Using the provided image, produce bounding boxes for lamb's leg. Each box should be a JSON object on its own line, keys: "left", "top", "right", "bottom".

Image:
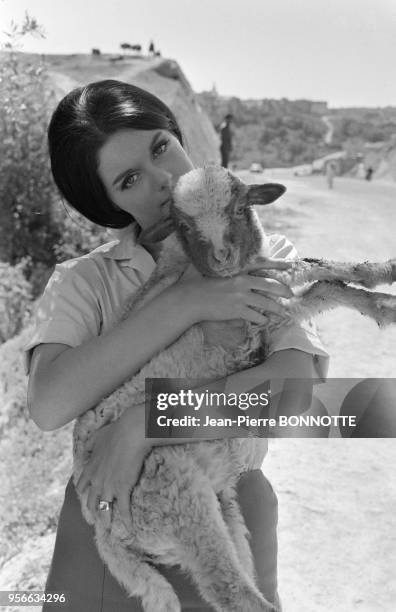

{"left": 294, "top": 257, "right": 396, "bottom": 289}
{"left": 283, "top": 281, "right": 396, "bottom": 328}
{"left": 95, "top": 524, "right": 181, "bottom": 612}
{"left": 177, "top": 484, "right": 277, "bottom": 612}
{"left": 297, "top": 257, "right": 396, "bottom": 289}
{"left": 217, "top": 487, "right": 257, "bottom": 583}
{"left": 260, "top": 258, "right": 396, "bottom": 290}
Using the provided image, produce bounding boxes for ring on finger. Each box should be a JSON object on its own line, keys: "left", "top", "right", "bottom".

{"left": 98, "top": 499, "right": 113, "bottom": 512}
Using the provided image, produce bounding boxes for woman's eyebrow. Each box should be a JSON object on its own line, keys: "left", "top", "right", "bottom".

{"left": 112, "top": 131, "right": 164, "bottom": 186}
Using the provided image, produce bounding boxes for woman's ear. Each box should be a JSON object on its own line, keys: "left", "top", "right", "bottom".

{"left": 137, "top": 217, "right": 175, "bottom": 244}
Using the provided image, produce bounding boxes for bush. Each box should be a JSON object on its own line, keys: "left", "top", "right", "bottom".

{"left": 0, "top": 261, "right": 32, "bottom": 343}
{"left": 0, "top": 14, "right": 61, "bottom": 269}
{"left": 0, "top": 15, "right": 117, "bottom": 298}
{"left": 53, "top": 207, "right": 113, "bottom": 263}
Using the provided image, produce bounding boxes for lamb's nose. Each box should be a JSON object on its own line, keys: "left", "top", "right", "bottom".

{"left": 212, "top": 247, "right": 231, "bottom": 263}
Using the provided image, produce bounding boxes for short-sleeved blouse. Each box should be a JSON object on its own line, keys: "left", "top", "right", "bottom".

{"left": 24, "top": 225, "right": 329, "bottom": 378}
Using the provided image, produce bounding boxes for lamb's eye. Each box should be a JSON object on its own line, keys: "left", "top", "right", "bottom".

{"left": 235, "top": 205, "right": 245, "bottom": 218}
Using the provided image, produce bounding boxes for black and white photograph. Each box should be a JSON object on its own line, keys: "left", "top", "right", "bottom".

{"left": 0, "top": 0, "right": 395, "bottom": 610}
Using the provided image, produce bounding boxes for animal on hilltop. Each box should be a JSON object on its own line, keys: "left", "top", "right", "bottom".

{"left": 73, "top": 165, "right": 396, "bottom": 612}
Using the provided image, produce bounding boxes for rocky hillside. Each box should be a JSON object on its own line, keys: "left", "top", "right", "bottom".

{"left": 11, "top": 51, "right": 220, "bottom": 166}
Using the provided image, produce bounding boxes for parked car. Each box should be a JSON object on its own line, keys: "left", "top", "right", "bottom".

{"left": 293, "top": 164, "right": 313, "bottom": 176}
{"left": 249, "top": 162, "right": 264, "bottom": 173}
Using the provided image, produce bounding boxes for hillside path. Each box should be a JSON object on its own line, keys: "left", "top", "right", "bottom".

{"left": 322, "top": 115, "right": 334, "bottom": 145}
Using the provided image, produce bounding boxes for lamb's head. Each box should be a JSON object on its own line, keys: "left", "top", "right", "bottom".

{"left": 141, "top": 165, "right": 286, "bottom": 277}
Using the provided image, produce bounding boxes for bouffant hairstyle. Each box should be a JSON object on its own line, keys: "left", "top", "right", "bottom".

{"left": 48, "top": 80, "right": 184, "bottom": 228}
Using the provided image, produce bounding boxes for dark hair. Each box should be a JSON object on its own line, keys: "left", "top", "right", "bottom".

{"left": 48, "top": 80, "right": 184, "bottom": 228}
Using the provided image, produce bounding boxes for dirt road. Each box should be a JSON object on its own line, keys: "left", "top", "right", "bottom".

{"left": 238, "top": 170, "right": 396, "bottom": 612}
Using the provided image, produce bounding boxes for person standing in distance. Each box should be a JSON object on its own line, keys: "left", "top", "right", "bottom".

{"left": 219, "top": 113, "right": 233, "bottom": 168}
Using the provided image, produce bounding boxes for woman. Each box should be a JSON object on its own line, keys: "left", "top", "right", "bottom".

{"left": 25, "top": 80, "right": 329, "bottom": 611}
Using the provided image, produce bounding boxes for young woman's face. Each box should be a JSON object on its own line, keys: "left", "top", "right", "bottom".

{"left": 97, "top": 128, "right": 194, "bottom": 229}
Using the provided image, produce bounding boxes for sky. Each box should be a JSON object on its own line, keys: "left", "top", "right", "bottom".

{"left": 1, "top": 0, "right": 396, "bottom": 108}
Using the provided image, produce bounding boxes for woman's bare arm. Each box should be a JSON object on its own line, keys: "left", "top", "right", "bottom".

{"left": 28, "top": 284, "right": 197, "bottom": 431}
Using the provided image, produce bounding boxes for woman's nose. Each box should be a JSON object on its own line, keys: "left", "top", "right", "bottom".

{"left": 153, "top": 167, "right": 173, "bottom": 191}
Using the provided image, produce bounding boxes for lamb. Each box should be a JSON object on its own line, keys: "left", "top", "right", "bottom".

{"left": 73, "top": 167, "right": 284, "bottom": 612}
{"left": 72, "top": 165, "right": 396, "bottom": 612}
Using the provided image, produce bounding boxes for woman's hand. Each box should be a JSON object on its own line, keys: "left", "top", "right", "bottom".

{"left": 175, "top": 258, "right": 294, "bottom": 326}
{"left": 75, "top": 404, "right": 150, "bottom": 529}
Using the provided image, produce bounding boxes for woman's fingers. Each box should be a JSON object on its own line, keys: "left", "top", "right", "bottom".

{"left": 246, "top": 292, "right": 286, "bottom": 316}
{"left": 86, "top": 482, "right": 101, "bottom": 518}
{"left": 75, "top": 475, "right": 87, "bottom": 497}
{"left": 243, "top": 275, "right": 293, "bottom": 298}
{"left": 83, "top": 478, "right": 115, "bottom": 528}
{"left": 241, "top": 307, "right": 268, "bottom": 326}
{"left": 75, "top": 462, "right": 95, "bottom": 496}
{"left": 248, "top": 257, "right": 293, "bottom": 271}
{"left": 95, "top": 486, "right": 115, "bottom": 529}
{"left": 85, "top": 479, "right": 132, "bottom": 531}
{"left": 116, "top": 486, "right": 133, "bottom": 531}
{"left": 251, "top": 277, "right": 293, "bottom": 298}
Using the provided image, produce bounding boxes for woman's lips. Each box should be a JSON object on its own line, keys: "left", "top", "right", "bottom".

{"left": 160, "top": 199, "right": 172, "bottom": 218}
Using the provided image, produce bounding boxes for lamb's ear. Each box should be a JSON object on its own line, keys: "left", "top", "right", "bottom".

{"left": 137, "top": 217, "right": 176, "bottom": 244}
{"left": 246, "top": 183, "right": 286, "bottom": 206}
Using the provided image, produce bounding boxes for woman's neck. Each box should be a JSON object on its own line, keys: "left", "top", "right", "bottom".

{"left": 141, "top": 241, "right": 163, "bottom": 262}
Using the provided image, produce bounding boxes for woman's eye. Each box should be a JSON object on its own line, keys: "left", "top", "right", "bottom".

{"left": 153, "top": 139, "right": 169, "bottom": 158}
{"left": 121, "top": 173, "right": 139, "bottom": 190}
